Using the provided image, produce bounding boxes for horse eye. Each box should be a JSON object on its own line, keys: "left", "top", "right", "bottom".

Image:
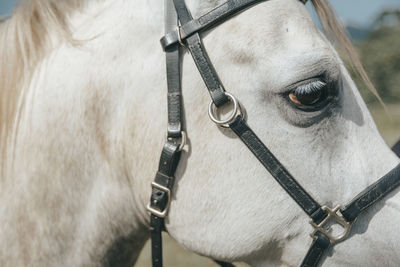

{"left": 288, "top": 80, "right": 328, "bottom": 110}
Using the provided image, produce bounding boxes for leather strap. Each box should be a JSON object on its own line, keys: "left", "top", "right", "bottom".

{"left": 166, "top": 41, "right": 183, "bottom": 138}
{"left": 149, "top": 2, "right": 184, "bottom": 266}
{"left": 150, "top": 1, "right": 235, "bottom": 266}
{"left": 150, "top": 215, "right": 164, "bottom": 267}
{"left": 229, "top": 115, "right": 327, "bottom": 223}
{"left": 228, "top": 116, "right": 400, "bottom": 267}
{"left": 215, "top": 260, "right": 236, "bottom": 267}
{"left": 392, "top": 140, "right": 400, "bottom": 158}
{"left": 165, "top": 0, "right": 183, "bottom": 138}
{"left": 300, "top": 232, "right": 330, "bottom": 267}
{"left": 341, "top": 163, "right": 400, "bottom": 222}
{"left": 173, "top": 0, "right": 229, "bottom": 107}
{"left": 161, "top": 0, "right": 264, "bottom": 50}
{"left": 150, "top": 141, "right": 182, "bottom": 267}
{"left": 162, "top": 0, "right": 308, "bottom": 50}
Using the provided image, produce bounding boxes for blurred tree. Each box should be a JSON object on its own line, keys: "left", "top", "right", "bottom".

{"left": 352, "top": 9, "right": 400, "bottom": 104}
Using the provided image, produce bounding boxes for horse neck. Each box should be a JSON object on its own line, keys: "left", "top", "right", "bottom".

{"left": 0, "top": 1, "right": 168, "bottom": 266}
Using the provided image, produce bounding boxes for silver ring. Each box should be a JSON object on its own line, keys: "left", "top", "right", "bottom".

{"left": 208, "top": 92, "right": 241, "bottom": 127}
{"left": 177, "top": 24, "right": 185, "bottom": 47}
{"left": 168, "top": 131, "right": 187, "bottom": 151}
{"left": 178, "top": 131, "right": 187, "bottom": 151}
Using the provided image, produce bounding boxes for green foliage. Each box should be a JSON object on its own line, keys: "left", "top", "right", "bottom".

{"left": 352, "top": 13, "right": 400, "bottom": 104}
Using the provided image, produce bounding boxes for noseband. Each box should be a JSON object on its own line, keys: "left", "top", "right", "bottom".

{"left": 146, "top": 0, "right": 400, "bottom": 266}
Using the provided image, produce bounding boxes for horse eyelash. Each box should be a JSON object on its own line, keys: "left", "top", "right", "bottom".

{"left": 295, "top": 80, "right": 326, "bottom": 94}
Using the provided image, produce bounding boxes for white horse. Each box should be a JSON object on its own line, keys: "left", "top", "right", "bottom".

{"left": 0, "top": 0, "right": 399, "bottom": 266}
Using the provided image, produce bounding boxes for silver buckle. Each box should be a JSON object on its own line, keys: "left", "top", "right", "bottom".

{"left": 309, "top": 205, "right": 353, "bottom": 245}
{"left": 146, "top": 182, "right": 171, "bottom": 218}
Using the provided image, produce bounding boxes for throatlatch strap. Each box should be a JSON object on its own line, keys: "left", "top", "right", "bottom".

{"left": 150, "top": 141, "right": 181, "bottom": 267}
{"left": 149, "top": 1, "right": 183, "bottom": 266}
{"left": 229, "top": 115, "right": 327, "bottom": 222}
{"left": 150, "top": 215, "right": 164, "bottom": 267}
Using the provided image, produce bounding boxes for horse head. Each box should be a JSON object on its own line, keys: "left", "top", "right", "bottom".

{"left": 0, "top": 0, "right": 398, "bottom": 266}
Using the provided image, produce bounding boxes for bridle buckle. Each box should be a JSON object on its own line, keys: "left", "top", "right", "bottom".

{"left": 167, "top": 131, "right": 187, "bottom": 151}
{"left": 146, "top": 182, "right": 171, "bottom": 218}
{"left": 309, "top": 205, "right": 353, "bottom": 245}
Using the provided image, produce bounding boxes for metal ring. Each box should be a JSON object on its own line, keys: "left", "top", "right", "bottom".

{"left": 168, "top": 131, "right": 187, "bottom": 151}
{"left": 208, "top": 92, "right": 241, "bottom": 127}
{"left": 177, "top": 24, "right": 185, "bottom": 47}
{"left": 177, "top": 131, "right": 187, "bottom": 151}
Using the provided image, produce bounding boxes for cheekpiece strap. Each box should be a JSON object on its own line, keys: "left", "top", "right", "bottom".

{"left": 229, "top": 115, "right": 327, "bottom": 220}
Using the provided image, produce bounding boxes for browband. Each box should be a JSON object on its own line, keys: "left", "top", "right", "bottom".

{"left": 161, "top": 0, "right": 309, "bottom": 50}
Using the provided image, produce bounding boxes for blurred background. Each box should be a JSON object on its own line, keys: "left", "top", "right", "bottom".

{"left": 1, "top": 0, "right": 399, "bottom": 266}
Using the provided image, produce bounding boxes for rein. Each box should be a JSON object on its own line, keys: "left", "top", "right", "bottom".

{"left": 146, "top": 0, "right": 400, "bottom": 266}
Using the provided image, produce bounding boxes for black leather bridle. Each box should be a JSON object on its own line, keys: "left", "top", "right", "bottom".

{"left": 146, "top": 0, "right": 400, "bottom": 266}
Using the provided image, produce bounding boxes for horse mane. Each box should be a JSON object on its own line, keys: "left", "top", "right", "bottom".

{"left": 0, "top": 0, "right": 380, "bottom": 160}
{"left": 311, "top": 0, "right": 384, "bottom": 107}
{"left": 0, "top": 0, "right": 81, "bottom": 160}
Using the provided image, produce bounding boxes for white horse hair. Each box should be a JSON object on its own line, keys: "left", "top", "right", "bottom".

{"left": 0, "top": 0, "right": 399, "bottom": 266}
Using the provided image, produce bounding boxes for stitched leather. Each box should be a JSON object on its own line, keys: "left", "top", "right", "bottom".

{"left": 150, "top": 141, "right": 181, "bottom": 267}
{"left": 173, "top": 0, "right": 229, "bottom": 106}
{"left": 229, "top": 115, "right": 327, "bottom": 222}
{"left": 166, "top": 46, "right": 183, "bottom": 138}
{"left": 341, "top": 163, "right": 400, "bottom": 222}
{"left": 161, "top": 0, "right": 310, "bottom": 50}
{"left": 300, "top": 232, "right": 330, "bottom": 267}
{"left": 150, "top": 215, "right": 164, "bottom": 267}
{"left": 165, "top": 0, "right": 183, "bottom": 138}
{"left": 161, "top": 0, "right": 265, "bottom": 50}
{"left": 149, "top": 3, "right": 184, "bottom": 261}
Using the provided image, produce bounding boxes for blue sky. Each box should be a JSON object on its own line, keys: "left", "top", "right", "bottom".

{"left": 315, "top": 0, "right": 400, "bottom": 26}
{"left": 1, "top": 0, "right": 400, "bottom": 26}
